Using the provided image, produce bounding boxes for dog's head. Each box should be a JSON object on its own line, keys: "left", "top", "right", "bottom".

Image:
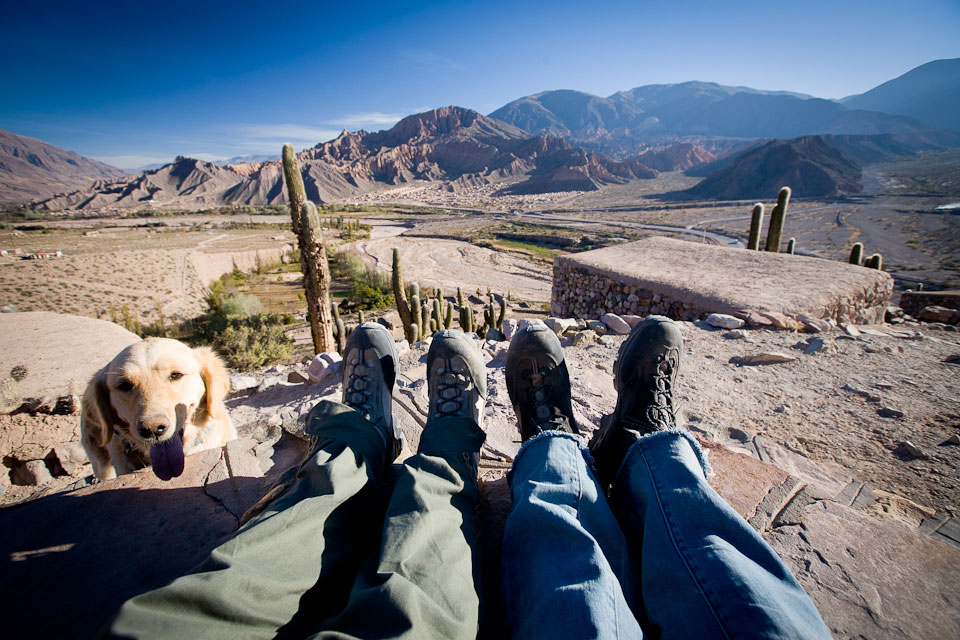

{"left": 82, "top": 338, "right": 229, "bottom": 480}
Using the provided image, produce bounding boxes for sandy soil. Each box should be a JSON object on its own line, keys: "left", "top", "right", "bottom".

{"left": 0, "top": 227, "right": 295, "bottom": 323}
{"left": 352, "top": 235, "right": 553, "bottom": 304}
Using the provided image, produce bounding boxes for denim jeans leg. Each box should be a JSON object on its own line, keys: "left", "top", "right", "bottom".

{"left": 502, "top": 431, "right": 644, "bottom": 640}
{"left": 100, "top": 400, "right": 394, "bottom": 640}
{"left": 609, "top": 429, "right": 832, "bottom": 640}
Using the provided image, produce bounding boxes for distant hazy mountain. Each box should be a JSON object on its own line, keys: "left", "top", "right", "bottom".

{"left": 684, "top": 135, "right": 862, "bottom": 200}
{"left": 491, "top": 80, "right": 958, "bottom": 159}
{"left": 34, "top": 107, "right": 659, "bottom": 210}
{"left": 0, "top": 128, "right": 127, "bottom": 202}
{"left": 842, "top": 58, "right": 960, "bottom": 133}
{"left": 219, "top": 153, "right": 278, "bottom": 166}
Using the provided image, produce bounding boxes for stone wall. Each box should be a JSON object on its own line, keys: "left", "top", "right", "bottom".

{"left": 550, "top": 237, "right": 894, "bottom": 325}
{"left": 552, "top": 259, "right": 713, "bottom": 321}
{"left": 899, "top": 290, "right": 960, "bottom": 315}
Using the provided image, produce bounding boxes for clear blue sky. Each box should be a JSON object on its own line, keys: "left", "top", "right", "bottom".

{"left": 2, "top": 0, "right": 957, "bottom": 169}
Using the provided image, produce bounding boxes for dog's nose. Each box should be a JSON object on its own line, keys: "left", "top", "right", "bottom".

{"left": 137, "top": 417, "right": 169, "bottom": 439}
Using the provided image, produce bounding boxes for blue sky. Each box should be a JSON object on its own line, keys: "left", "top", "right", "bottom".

{"left": 2, "top": 0, "right": 957, "bottom": 169}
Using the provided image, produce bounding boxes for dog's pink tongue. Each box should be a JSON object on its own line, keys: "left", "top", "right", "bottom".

{"left": 149, "top": 435, "right": 185, "bottom": 481}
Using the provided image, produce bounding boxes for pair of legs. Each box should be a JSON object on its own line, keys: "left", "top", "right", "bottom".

{"left": 102, "top": 319, "right": 831, "bottom": 639}
{"left": 102, "top": 324, "right": 489, "bottom": 639}
{"left": 500, "top": 319, "right": 831, "bottom": 639}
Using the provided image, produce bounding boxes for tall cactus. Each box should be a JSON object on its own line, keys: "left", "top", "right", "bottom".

{"left": 786, "top": 238, "right": 795, "bottom": 255}
{"left": 765, "top": 187, "right": 791, "bottom": 253}
{"left": 299, "top": 202, "right": 336, "bottom": 354}
{"left": 849, "top": 242, "right": 864, "bottom": 265}
{"left": 281, "top": 144, "right": 305, "bottom": 238}
{"left": 410, "top": 283, "right": 422, "bottom": 343}
{"left": 747, "top": 203, "right": 764, "bottom": 250}
{"left": 392, "top": 248, "right": 414, "bottom": 340}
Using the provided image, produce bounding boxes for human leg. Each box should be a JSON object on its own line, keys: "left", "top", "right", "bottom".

{"left": 591, "top": 316, "right": 831, "bottom": 640}
{"left": 501, "top": 326, "right": 644, "bottom": 639}
{"left": 101, "top": 323, "right": 401, "bottom": 640}
{"left": 317, "top": 329, "right": 489, "bottom": 640}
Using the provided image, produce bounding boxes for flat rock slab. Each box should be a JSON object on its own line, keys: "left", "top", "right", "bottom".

{"left": 555, "top": 237, "right": 892, "bottom": 322}
{"left": 0, "top": 311, "right": 140, "bottom": 399}
{"left": 766, "top": 500, "right": 960, "bottom": 639}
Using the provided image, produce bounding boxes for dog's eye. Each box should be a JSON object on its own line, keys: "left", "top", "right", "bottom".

{"left": 116, "top": 380, "right": 134, "bottom": 392}
{"left": 169, "top": 372, "right": 184, "bottom": 381}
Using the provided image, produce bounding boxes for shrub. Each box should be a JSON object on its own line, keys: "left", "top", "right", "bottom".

{"left": 210, "top": 313, "right": 294, "bottom": 370}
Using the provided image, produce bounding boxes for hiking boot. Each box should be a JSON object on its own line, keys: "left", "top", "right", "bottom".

{"left": 342, "top": 322, "right": 401, "bottom": 458}
{"left": 505, "top": 324, "right": 578, "bottom": 441}
{"left": 589, "top": 315, "right": 682, "bottom": 489}
{"left": 426, "top": 330, "right": 487, "bottom": 427}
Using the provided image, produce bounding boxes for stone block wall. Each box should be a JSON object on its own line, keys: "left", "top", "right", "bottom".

{"left": 551, "top": 249, "right": 894, "bottom": 325}
{"left": 551, "top": 260, "right": 709, "bottom": 321}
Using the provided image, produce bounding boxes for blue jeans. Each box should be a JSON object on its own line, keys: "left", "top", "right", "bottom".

{"left": 502, "top": 430, "right": 831, "bottom": 639}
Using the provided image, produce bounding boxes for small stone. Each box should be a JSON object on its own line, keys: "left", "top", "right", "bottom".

{"left": 395, "top": 339, "right": 410, "bottom": 355}
{"left": 743, "top": 312, "right": 773, "bottom": 327}
{"left": 774, "top": 404, "right": 791, "bottom": 414}
{"left": 797, "top": 314, "right": 831, "bottom": 333}
{"left": 308, "top": 352, "right": 343, "bottom": 384}
{"left": 842, "top": 383, "right": 882, "bottom": 403}
{"left": 11, "top": 460, "right": 53, "bottom": 486}
{"left": 230, "top": 375, "right": 259, "bottom": 393}
{"left": 622, "top": 314, "right": 643, "bottom": 328}
{"left": 803, "top": 337, "right": 834, "bottom": 355}
{"left": 47, "top": 443, "right": 90, "bottom": 476}
{"left": 572, "top": 330, "right": 596, "bottom": 346}
{"left": 321, "top": 351, "right": 343, "bottom": 365}
{"left": 723, "top": 329, "right": 747, "bottom": 340}
{"left": 878, "top": 406, "right": 905, "bottom": 419}
{"left": 759, "top": 311, "right": 801, "bottom": 330}
{"left": 587, "top": 320, "right": 607, "bottom": 336}
{"left": 945, "top": 433, "right": 960, "bottom": 445}
{"left": 287, "top": 370, "right": 309, "bottom": 384}
{"left": 601, "top": 313, "right": 631, "bottom": 335}
{"left": 257, "top": 376, "right": 281, "bottom": 393}
{"left": 900, "top": 441, "right": 927, "bottom": 459}
{"left": 545, "top": 317, "right": 577, "bottom": 336}
{"left": 265, "top": 413, "right": 283, "bottom": 427}
{"left": 503, "top": 318, "right": 518, "bottom": 339}
{"left": 841, "top": 323, "right": 861, "bottom": 337}
{"left": 376, "top": 317, "right": 394, "bottom": 330}
{"left": 734, "top": 352, "right": 798, "bottom": 365}
{"left": 706, "top": 313, "right": 745, "bottom": 329}
{"left": 484, "top": 328, "right": 505, "bottom": 342}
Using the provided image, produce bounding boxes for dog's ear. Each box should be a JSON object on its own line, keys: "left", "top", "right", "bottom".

{"left": 194, "top": 346, "right": 229, "bottom": 420}
{"left": 81, "top": 369, "right": 122, "bottom": 448}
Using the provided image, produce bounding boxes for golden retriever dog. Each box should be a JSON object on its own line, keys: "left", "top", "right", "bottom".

{"left": 81, "top": 338, "right": 236, "bottom": 481}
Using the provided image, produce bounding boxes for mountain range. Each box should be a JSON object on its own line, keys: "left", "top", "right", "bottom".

{"left": 3, "top": 58, "right": 959, "bottom": 208}
{"left": 842, "top": 58, "right": 960, "bottom": 133}
{"left": 0, "top": 129, "right": 127, "bottom": 202}
{"left": 683, "top": 136, "right": 863, "bottom": 200}
{"left": 489, "top": 75, "right": 958, "bottom": 159}
{"left": 33, "top": 107, "right": 659, "bottom": 210}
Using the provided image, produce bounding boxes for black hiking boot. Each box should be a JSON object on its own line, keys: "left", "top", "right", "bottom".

{"left": 505, "top": 324, "right": 579, "bottom": 441}
{"left": 426, "top": 330, "right": 487, "bottom": 427}
{"left": 342, "top": 322, "right": 402, "bottom": 460}
{"left": 589, "top": 315, "right": 682, "bottom": 489}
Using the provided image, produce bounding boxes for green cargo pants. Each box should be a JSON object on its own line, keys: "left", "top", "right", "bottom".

{"left": 100, "top": 400, "right": 487, "bottom": 640}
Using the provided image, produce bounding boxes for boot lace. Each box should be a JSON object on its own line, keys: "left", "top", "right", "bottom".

{"left": 524, "top": 361, "right": 569, "bottom": 433}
